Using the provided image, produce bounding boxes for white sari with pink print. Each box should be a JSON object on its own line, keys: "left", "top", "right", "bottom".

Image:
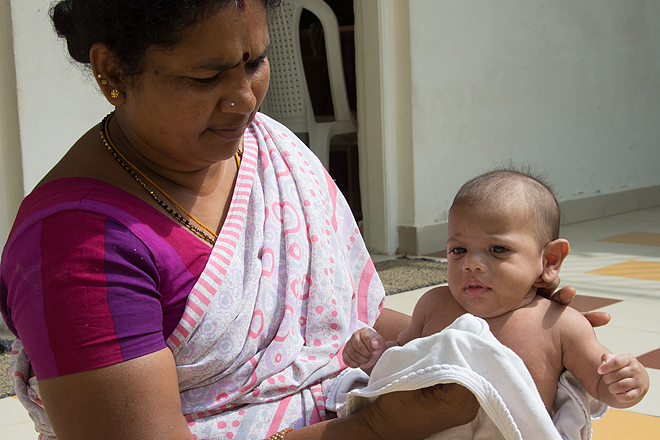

{"left": 11, "top": 113, "right": 385, "bottom": 439}
{"left": 171, "top": 113, "right": 384, "bottom": 438}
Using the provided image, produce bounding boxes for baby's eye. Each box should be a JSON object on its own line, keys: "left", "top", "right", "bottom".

{"left": 449, "top": 247, "right": 466, "bottom": 255}
{"left": 489, "top": 245, "right": 508, "bottom": 254}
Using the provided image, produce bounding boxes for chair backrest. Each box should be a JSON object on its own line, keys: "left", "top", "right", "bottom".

{"left": 262, "top": 0, "right": 355, "bottom": 129}
{"left": 261, "top": 0, "right": 313, "bottom": 133}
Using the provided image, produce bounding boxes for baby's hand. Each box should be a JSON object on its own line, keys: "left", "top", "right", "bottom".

{"left": 342, "top": 328, "right": 386, "bottom": 370}
{"left": 598, "top": 353, "right": 650, "bottom": 405}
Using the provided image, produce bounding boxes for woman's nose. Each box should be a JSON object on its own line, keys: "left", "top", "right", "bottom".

{"left": 223, "top": 71, "right": 256, "bottom": 113}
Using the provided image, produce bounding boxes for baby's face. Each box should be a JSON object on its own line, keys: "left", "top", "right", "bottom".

{"left": 445, "top": 203, "right": 545, "bottom": 318}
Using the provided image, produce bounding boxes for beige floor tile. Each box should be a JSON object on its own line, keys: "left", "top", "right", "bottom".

{"left": 588, "top": 260, "right": 660, "bottom": 282}
{"left": 598, "top": 232, "right": 660, "bottom": 247}
{"left": 592, "top": 407, "right": 660, "bottom": 439}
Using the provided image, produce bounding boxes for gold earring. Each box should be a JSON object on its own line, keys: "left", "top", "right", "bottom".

{"left": 110, "top": 88, "right": 120, "bottom": 99}
{"left": 96, "top": 73, "right": 108, "bottom": 86}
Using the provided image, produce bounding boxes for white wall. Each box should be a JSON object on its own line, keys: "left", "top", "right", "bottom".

{"left": 406, "top": 0, "right": 660, "bottom": 229}
{"left": 10, "top": 0, "right": 112, "bottom": 195}
{"left": 1, "top": 0, "right": 22, "bottom": 250}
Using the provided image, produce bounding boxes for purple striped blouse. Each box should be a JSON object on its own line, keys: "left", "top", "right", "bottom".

{"left": 0, "top": 178, "right": 211, "bottom": 379}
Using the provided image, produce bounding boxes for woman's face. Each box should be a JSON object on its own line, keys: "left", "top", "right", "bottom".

{"left": 116, "top": 0, "right": 270, "bottom": 171}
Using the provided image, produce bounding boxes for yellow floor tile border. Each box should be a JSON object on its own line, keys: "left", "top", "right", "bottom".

{"left": 587, "top": 260, "right": 660, "bottom": 282}
{"left": 599, "top": 232, "right": 660, "bottom": 247}
{"left": 592, "top": 409, "right": 660, "bottom": 440}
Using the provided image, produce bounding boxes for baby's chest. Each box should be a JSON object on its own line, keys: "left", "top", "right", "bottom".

{"left": 493, "top": 323, "right": 564, "bottom": 401}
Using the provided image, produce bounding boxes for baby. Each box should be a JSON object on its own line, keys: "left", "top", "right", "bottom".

{"left": 343, "top": 168, "right": 649, "bottom": 411}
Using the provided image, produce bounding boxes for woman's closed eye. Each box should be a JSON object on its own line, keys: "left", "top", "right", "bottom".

{"left": 191, "top": 72, "right": 221, "bottom": 84}
{"left": 246, "top": 57, "right": 268, "bottom": 71}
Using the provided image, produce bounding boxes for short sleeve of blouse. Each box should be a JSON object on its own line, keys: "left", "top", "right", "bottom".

{"left": 1, "top": 209, "right": 166, "bottom": 380}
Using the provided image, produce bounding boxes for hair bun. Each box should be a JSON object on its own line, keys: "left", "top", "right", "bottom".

{"left": 50, "top": 0, "right": 90, "bottom": 63}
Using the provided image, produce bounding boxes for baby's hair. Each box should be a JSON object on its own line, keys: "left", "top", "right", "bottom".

{"left": 451, "top": 164, "right": 561, "bottom": 246}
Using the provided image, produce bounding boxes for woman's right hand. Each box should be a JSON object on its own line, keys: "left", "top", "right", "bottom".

{"left": 362, "top": 383, "right": 480, "bottom": 440}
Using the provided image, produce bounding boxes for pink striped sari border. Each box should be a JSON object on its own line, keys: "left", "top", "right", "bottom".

{"left": 166, "top": 123, "right": 258, "bottom": 349}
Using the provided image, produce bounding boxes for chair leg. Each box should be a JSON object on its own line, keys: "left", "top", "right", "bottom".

{"left": 309, "top": 125, "right": 332, "bottom": 170}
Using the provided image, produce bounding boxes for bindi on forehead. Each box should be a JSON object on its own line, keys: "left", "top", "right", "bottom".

{"left": 243, "top": 52, "right": 250, "bottom": 62}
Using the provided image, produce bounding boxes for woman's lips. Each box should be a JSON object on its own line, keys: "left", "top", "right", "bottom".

{"left": 208, "top": 123, "right": 248, "bottom": 140}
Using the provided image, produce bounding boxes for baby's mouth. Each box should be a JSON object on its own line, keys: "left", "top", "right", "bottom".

{"left": 464, "top": 281, "right": 489, "bottom": 298}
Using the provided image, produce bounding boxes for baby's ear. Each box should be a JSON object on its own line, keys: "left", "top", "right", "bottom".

{"left": 537, "top": 239, "right": 569, "bottom": 285}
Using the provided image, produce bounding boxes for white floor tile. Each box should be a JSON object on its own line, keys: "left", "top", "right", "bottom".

{"left": 0, "top": 421, "right": 40, "bottom": 440}
{"left": 561, "top": 252, "right": 658, "bottom": 276}
{"left": 562, "top": 217, "right": 659, "bottom": 239}
{"left": 594, "top": 326, "right": 660, "bottom": 358}
{"left": 639, "top": 225, "right": 660, "bottom": 234}
{"left": 609, "top": 207, "right": 660, "bottom": 223}
{"left": 0, "top": 398, "right": 32, "bottom": 429}
{"left": 594, "top": 300, "right": 660, "bottom": 334}
{"left": 559, "top": 275, "right": 660, "bottom": 303}
{"left": 564, "top": 241, "right": 660, "bottom": 259}
{"left": 633, "top": 288, "right": 660, "bottom": 305}
{"left": 383, "top": 285, "right": 443, "bottom": 316}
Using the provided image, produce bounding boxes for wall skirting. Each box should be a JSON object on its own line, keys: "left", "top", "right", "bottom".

{"left": 398, "top": 185, "right": 660, "bottom": 256}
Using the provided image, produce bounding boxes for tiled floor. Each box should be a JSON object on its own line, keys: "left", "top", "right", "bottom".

{"left": 2, "top": 207, "right": 660, "bottom": 439}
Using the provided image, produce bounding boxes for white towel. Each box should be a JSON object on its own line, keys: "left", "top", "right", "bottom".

{"left": 328, "top": 314, "right": 607, "bottom": 440}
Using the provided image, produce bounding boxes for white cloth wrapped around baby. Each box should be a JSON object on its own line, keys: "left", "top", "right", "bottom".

{"left": 327, "top": 314, "right": 608, "bottom": 440}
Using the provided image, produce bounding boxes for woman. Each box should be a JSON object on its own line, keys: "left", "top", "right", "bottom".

{"left": 0, "top": 1, "right": 604, "bottom": 439}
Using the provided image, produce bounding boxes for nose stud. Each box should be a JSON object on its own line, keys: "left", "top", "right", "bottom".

{"left": 230, "top": 102, "right": 235, "bottom": 107}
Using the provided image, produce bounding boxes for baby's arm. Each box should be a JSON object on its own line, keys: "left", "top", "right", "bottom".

{"left": 342, "top": 327, "right": 388, "bottom": 373}
{"left": 343, "top": 288, "right": 443, "bottom": 373}
{"left": 561, "top": 307, "right": 649, "bottom": 408}
{"left": 597, "top": 352, "right": 649, "bottom": 407}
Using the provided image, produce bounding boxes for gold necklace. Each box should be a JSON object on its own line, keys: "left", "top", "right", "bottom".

{"left": 99, "top": 112, "right": 242, "bottom": 245}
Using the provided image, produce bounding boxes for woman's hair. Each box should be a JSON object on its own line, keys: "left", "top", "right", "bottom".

{"left": 50, "top": 0, "right": 280, "bottom": 78}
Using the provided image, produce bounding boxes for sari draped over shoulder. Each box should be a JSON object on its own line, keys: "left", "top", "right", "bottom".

{"left": 9, "top": 114, "right": 385, "bottom": 439}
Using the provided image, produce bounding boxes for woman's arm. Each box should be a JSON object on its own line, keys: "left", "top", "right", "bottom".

{"left": 38, "top": 346, "right": 479, "bottom": 440}
{"left": 38, "top": 348, "right": 193, "bottom": 440}
{"left": 286, "top": 383, "right": 479, "bottom": 440}
{"left": 373, "top": 307, "right": 411, "bottom": 341}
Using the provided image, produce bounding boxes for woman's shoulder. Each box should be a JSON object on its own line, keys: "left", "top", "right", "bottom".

{"left": 11, "top": 177, "right": 160, "bottom": 237}
{"left": 7, "top": 177, "right": 211, "bottom": 263}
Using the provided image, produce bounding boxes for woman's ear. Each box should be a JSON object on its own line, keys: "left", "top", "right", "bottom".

{"left": 89, "top": 43, "right": 126, "bottom": 106}
{"left": 535, "top": 239, "right": 569, "bottom": 286}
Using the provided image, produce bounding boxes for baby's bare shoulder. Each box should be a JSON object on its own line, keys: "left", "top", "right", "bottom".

{"left": 530, "top": 296, "right": 595, "bottom": 337}
{"left": 414, "top": 286, "right": 465, "bottom": 334}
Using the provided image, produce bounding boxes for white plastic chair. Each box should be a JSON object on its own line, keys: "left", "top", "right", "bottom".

{"left": 261, "top": 0, "right": 357, "bottom": 169}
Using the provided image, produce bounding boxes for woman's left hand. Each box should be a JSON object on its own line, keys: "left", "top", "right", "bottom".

{"left": 537, "top": 279, "right": 611, "bottom": 327}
